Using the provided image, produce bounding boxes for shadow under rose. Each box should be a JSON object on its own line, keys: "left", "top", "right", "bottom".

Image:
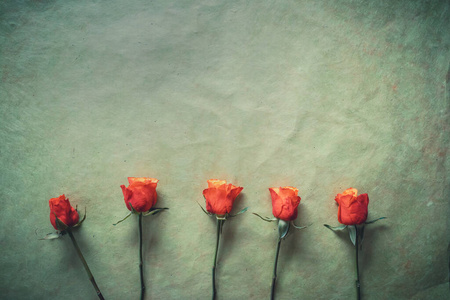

{"left": 360, "top": 224, "right": 389, "bottom": 269}
{"left": 323, "top": 220, "right": 388, "bottom": 299}
{"left": 275, "top": 202, "right": 310, "bottom": 297}
{"left": 219, "top": 193, "right": 247, "bottom": 264}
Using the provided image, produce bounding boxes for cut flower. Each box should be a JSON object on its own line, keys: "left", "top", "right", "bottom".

{"left": 49, "top": 195, "right": 80, "bottom": 230}
{"left": 269, "top": 186, "right": 301, "bottom": 221}
{"left": 335, "top": 188, "right": 368, "bottom": 225}
{"left": 121, "top": 177, "right": 159, "bottom": 213}
{"left": 203, "top": 179, "right": 243, "bottom": 216}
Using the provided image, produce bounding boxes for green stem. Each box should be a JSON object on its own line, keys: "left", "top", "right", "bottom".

{"left": 355, "top": 225, "right": 361, "bottom": 300}
{"left": 139, "top": 213, "right": 145, "bottom": 300}
{"left": 67, "top": 228, "right": 105, "bottom": 300}
{"left": 271, "top": 238, "right": 282, "bottom": 300}
{"left": 212, "top": 219, "right": 224, "bottom": 300}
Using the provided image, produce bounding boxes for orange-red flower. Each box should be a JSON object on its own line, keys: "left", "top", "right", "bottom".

{"left": 203, "top": 179, "right": 243, "bottom": 216}
{"left": 121, "top": 177, "right": 159, "bottom": 212}
{"left": 334, "top": 188, "right": 369, "bottom": 225}
{"left": 269, "top": 186, "right": 301, "bottom": 221}
{"left": 49, "top": 195, "right": 80, "bottom": 230}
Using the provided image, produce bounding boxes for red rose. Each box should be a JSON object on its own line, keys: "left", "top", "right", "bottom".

{"left": 334, "top": 188, "right": 369, "bottom": 225}
{"left": 269, "top": 186, "right": 301, "bottom": 221}
{"left": 121, "top": 177, "right": 159, "bottom": 213}
{"left": 203, "top": 179, "right": 243, "bottom": 216}
{"left": 49, "top": 195, "right": 80, "bottom": 230}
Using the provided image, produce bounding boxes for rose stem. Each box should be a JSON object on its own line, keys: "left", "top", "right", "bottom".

{"left": 355, "top": 225, "right": 361, "bottom": 300}
{"left": 139, "top": 213, "right": 145, "bottom": 300}
{"left": 212, "top": 219, "right": 224, "bottom": 300}
{"left": 67, "top": 228, "right": 105, "bottom": 300}
{"left": 271, "top": 238, "right": 282, "bottom": 300}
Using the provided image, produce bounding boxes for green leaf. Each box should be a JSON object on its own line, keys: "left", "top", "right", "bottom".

{"left": 113, "top": 211, "right": 132, "bottom": 226}
{"left": 252, "top": 212, "right": 277, "bottom": 222}
{"left": 229, "top": 207, "right": 249, "bottom": 218}
{"left": 143, "top": 207, "right": 169, "bottom": 216}
{"left": 278, "top": 219, "right": 290, "bottom": 239}
{"left": 365, "top": 217, "right": 386, "bottom": 224}
{"left": 348, "top": 225, "right": 356, "bottom": 246}
{"left": 324, "top": 224, "right": 347, "bottom": 231}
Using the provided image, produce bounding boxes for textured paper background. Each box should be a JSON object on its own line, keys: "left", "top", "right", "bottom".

{"left": 0, "top": 0, "right": 449, "bottom": 299}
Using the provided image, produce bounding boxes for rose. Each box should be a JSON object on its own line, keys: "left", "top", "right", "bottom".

{"left": 47, "top": 195, "right": 103, "bottom": 298}
{"left": 118, "top": 177, "right": 165, "bottom": 300}
{"left": 121, "top": 177, "right": 159, "bottom": 213}
{"left": 49, "top": 194, "right": 80, "bottom": 230}
{"left": 334, "top": 188, "right": 369, "bottom": 225}
{"left": 269, "top": 186, "right": 301, "bottom": 221}
{"left": 203, "top": 179, "right": 243, "bottom": 216}
{"left": 328, "top": 188, "right": 382, "bottom": 299}
{"left": 202, "top": 179, "right": 244, "bottom": 299}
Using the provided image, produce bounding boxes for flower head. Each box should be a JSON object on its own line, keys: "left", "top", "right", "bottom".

{"left": 121, "top": 177, "right": 159, "bottom": 213}
{"left": 203, "top": 179, "right": 243, "bottom": 216}
{"left": 334, "top": 188, "right": 369, "bottom": 225}
{"left": 269, "top": 186, "right": 301, "bottom": 221}
{"left": 49, "top": 195, "right": 80, "bottom": 230}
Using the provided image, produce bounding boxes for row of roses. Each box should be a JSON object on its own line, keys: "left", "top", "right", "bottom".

{"left": 47, "top": 178, "right": 385, "bottom": 300}
{"left": 49, "top": 178, "right": 370, "bottom": 229}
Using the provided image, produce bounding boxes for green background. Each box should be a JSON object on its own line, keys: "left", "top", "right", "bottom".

{"left": 1, "top": 0, "right": 448, "bottom": 299}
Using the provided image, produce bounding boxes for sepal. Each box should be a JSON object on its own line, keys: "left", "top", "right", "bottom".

{"left": 143, "top": 207, "right": 169, "bottom": 216}
{"left": 40, "top": 232, "right": 63, "bottom": 240}
{"left": 348, "top": 225, "right": 357, "bottom": 246}
{"left": 113, "top": 211, "right": 132, "bottom": 226}
{"left": 253, "top": 212, "right": 277, "bottom": 222}
{"left": 348, "top": 225, "right": 365, "bottom": 248}
{"left": 365, "top": 217, "right": 386, "bottom": 224}
{"left": 292, "top": 222, "right": 310, "bottom": 230}
{"left": 54, "top": 215, "right": 68, "bottom": 231}
{"left": 278, "top": 219, "right": 290, "bottom": 239}
{"left": 73, "top": 207, "right": 86, "bottom": 228}
{"left": 129, "top": 202, "right": 138, "bottom": 214}
{"left": 198, "top": 202, "right": 213, "bottom": 217}
{"left": 325, "top": 222, "right": 371, "bottom": 248}
{"left": 229, "top": 207, "right": 249, "bottom": 218}
{"left": 324, "top": 224, "right": 347, "bottom": 231}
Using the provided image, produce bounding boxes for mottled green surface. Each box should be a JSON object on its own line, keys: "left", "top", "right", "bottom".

{"left": 0, "top": 0, "right": 449, "bottom": 299}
